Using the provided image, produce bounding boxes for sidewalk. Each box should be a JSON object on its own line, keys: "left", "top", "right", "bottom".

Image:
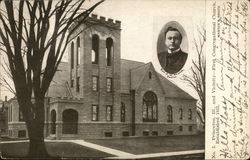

{"left": 1, "top": 139, "right": 205, "bottom": 159}
{"left": 58, "top": 139, "right": 204, "bottom": 159}
{"left": 67, "top": 140, "right": 134, "bottom": 157}
{"left": 104, "top": 150, "right": 205, "bottom": 159}
{"left": 64, "top": 139, "right": 204, "bottom": 159}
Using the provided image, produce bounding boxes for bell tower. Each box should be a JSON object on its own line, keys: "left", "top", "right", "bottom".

{"left": 68, "top": 14, "right": 122, "bottom": 122}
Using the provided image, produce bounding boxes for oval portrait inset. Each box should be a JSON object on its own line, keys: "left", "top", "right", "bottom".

{"left": 157, "top": 21, "right": 188, "bottom": 74}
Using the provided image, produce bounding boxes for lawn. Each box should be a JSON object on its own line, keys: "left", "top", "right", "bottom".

{"left": 1, "top": 141, "right": 113, "bottom": 159}
{"left": 0, "top": 134, "right": 204, "bottom": 159}
{"left": 87, "top": 134, "right": 205, "bottom": 155}
{"left": 0, "top": 136, "right": 28, "bottom": 141}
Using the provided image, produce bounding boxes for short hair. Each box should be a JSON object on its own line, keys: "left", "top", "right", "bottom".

{"left": 165, "top": 27, "right": 182, "bottom": 41}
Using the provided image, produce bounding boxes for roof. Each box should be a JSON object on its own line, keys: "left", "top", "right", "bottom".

{"left": 0, "top": 100, "right": 3, "bottom": 109}
{"left": 157, "top": 73, "right": 195, "bottom": 99}
{"left": 46, "top": 59, "right": 195, "bottom": 100}
{"left": 47, "top": 62, "right": 69, "bottom": 97}
{"left": 120, "top": 59, "right": 145, "bottom": 93}
{"left": 130, "top": 63, "right": 151, "bottom": 90}
{"left": 121, "top": 59, "right": 195, "bottom": 100}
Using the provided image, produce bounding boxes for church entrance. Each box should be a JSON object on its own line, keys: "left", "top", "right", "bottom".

{"left": 62, "top": 109, "right": 78, "bottom": 134}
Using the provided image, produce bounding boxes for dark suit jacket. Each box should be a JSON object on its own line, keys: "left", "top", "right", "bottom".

{"left": 158, "top": 50, "right": 188, "bottom": 74}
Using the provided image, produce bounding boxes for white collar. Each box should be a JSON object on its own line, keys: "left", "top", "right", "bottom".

{"left": 168, "top": 48, "right": 181, "bottom": 54}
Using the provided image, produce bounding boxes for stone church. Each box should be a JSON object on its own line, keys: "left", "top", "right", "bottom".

{"left": 6, "top": 14, "right": 197, "bottom": 139}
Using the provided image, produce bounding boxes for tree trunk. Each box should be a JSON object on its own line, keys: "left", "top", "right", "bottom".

{"left": 24, "top": 98, "right": 49, "bottom": 158}
{"left": 28, "top": 137, "right": 48, "bottom": 158}
{"left": 27, "top": 122, "right": 49, "bottom": 158}
{"left": 202, "top": 99, "right": 205, "bottom": 124}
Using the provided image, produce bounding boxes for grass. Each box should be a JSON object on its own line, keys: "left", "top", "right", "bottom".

{"left": 87, "top": 134, "right": 205, "bottom": 155}
{"left": 1, "top": 134, "right": 204, "bottom": 159}
{"left": 138, "top": 153, "right": 205, "bottom": 160}
{"left": 0, "top": 136, "right": 28, "bottom": 141}
{"left": 1, "top": 141, "right": 113, "bottom": 159}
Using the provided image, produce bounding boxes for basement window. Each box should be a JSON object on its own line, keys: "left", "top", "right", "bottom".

{"left": 152, "top": 131, "right": 158, "bottom": 136}
{"left": 143, "top": 131, "right": 149, "bottom": 136}
{"left": 18, "top": 130, "right": 26, "bottom": 138}
{"left": 122, "top": 131, "right": 129, "bottom": 137}
{"left": 167, "top": 131, "right": 173, "bottom": 135}
{"left": 105, "top": 132, "right": 112, "bottom": 137}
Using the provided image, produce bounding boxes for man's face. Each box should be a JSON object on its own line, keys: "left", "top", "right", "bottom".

{"left": 165, "top": 31, "right": 182, "bottom": 51}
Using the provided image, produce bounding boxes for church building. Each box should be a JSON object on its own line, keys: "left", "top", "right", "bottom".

{"left": 6, "top": 14, "right": 197, "bottom": 139}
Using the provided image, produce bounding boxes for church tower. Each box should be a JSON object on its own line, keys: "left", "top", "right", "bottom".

{"left": 68, "top": 14, "right": 122, "bottom": 122}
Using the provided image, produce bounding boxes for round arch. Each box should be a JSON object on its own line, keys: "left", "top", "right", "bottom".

{"left": 91, "top": 34, "right": 99, "bottom": 64}
{"left": 106, "top": 37, "right": 113, "bottom": 66}
{"left": 50, "top": 110, "right": 56, "bottom": 134}
{"left": 167, "top": 105, "right": 173, "bottom": 122}
{"left": 76, "top": 36, "right": 80, "bottom": 65}
{"left": 142, "top": 91, "right": 158, "bottom": 122}
{"left": 62, "top": 109, "right": 78, "bottom": 134}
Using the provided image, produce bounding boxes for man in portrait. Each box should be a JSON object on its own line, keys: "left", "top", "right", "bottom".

{"left": 158, "top": 27, "right": 188, "bottom": 74}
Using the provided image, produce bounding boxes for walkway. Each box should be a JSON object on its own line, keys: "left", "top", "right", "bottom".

{"left": 104, "top": 149, "right": 205, "bottom": 159}
{"left": 59, "top": 139, "right": 204, "bottom": 159}
{"left": 66, "top": 140, "right": 134, "bottom": 157}
{"left": 1, "top": 139, "right": 205, "bottom": 159}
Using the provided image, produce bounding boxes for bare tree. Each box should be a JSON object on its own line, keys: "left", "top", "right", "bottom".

{"left": 0, "top": 0, "right": 104, "bottom": 157}
{"left": 182, "top": 25, "right": 206, "bottom": 124}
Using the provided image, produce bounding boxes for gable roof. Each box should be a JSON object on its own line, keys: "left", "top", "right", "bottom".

{"left": 120, "top": 59, "right": 145, "bottom": 94}
{"left": 157, "top": 73, "right": 195, "bottom": 100}
{"left": 47, "top": 62, "right": 69, "bottom": 97}
{"left": 121, "top": 59, "right": 195, "bottom": 100}
{"left": 46, "top": 59, "right": 195, "bottom": 100}
{"left": 0, "top": 100, "right": 3, "bottom": 109}
{"left": 130, "top": 63, "right": 151, "bottom": 90}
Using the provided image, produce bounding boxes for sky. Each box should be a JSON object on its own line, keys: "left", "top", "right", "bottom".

{"left": 0, "top": 0, "right": 206, "bottom": 100}
{"left": 82, "top": 0, "right": 206, "bottom": 99}
{"left": 91, "top": 0, "right": 206, "bottom": 62}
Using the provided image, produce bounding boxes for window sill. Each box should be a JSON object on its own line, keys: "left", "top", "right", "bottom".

{"left": 142, "top": 120, "right": 158, "bottom": 122}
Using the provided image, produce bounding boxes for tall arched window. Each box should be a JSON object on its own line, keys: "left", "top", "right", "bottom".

{"left": 142, "top": 91, "right": 158, "bottom": 122}
{"left": 179, "top": 108, "right": 183, "bottom": 120}
{"left": 167, "top": 105, "right": 173, "bottom": 122}
{"left": 121, "top": 102, "right": 125, "bottom": 122}
{"left": 76, "top": 37, "right": 80, "bottom": 65}
{"left": 62, "top": 109, "right": 78, "bottom": 134}
{"left": 92, "top": 34, "right": 99, "bottom": 64}
{"left": 71, "top": 42, "right": 74, "bottom": 69}
{"left": 19, "top": 109, "right": 24, "bottom": 121}
{"left": 106, "top": 38, "right": 113, "bottom": 66}
{"left": 188, "top": 109, "right": 192, "bottom": 120}
{"left": 50, "top": 110, "right": 56, "bottom": 134}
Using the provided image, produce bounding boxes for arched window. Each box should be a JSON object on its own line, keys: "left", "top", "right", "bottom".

{"left": 142, "top": 91, "right": 158, "bottom": 122}
{"left": 19, "top": 109, "right": 24, "bottom": 122}
{"left": 179, "top": 108, "right": 183, "bottom": 120}
{"left": 92, "top": 34, "right": 99, "bottom": 64}
{"left": 167, "top": 105, "right": 173, "bottom": 122}
{"left": 9, "top": 104, "right": 12, "bottom": 122}
{"left": 149, "top": 72, "right": 152, "bottom": 79}
{"left": 62, "top": 109, "right": 78, "bottom": 134}
{"left": 71, "top": 42, "right": 74, "bottom": 69}
{"left": 92, "top": 105, "right": 99, "bottom": 121}
{"left": 76, "top": 37, "right": 80, "bottom": 65}
{"left": 76, "top": 76, "right": 80, "bottom": 92}
{"left": 106, "top": 38, "right": 113, "bottom": 66}
{"left": 50, "top": 110, "right": 56, "bottom": 134}
{"left": 106, "top": 105, "right": 113, "bottom": 121}
{"left": 121, "top": 102, "right": 125, "bottom": 122}
{"left": 188, "top": 109, "right": 192, "bottom": 120}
